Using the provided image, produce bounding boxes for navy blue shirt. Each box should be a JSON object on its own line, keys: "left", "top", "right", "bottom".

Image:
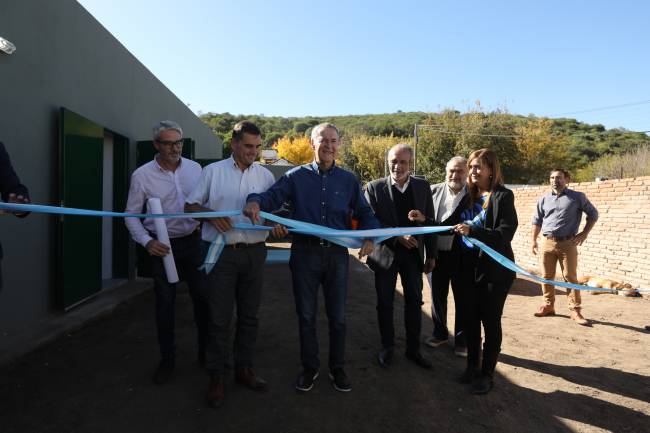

{"left": 247, "top": 161, "right": 380, "bottom": 231}
{"left": 532, "top": 188, "right": 598, "bottom": 238}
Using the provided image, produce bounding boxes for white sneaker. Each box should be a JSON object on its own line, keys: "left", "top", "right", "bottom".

{"left": 424, "top": 336, "right": 449, "bottom": 348}
{"left": 454, "top": 346, "right": 468, "bottom": 357}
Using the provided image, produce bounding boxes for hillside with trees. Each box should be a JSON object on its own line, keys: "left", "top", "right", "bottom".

{"left": 200, "top": 109, "right": 649, "bottom": 184}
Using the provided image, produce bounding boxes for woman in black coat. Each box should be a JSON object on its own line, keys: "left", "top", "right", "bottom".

{"left": 453, "top": 148, "right": 518, "bottom": 395}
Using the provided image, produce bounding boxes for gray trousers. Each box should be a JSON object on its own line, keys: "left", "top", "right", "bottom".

{"left": 203, "top": 242, "right": 266, "bottom": 376}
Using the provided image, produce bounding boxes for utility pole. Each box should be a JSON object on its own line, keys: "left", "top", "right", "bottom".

{"left": 384, "top": 148, "right": 388, "bottom": 177}
{"left": 413, "top": 123, "right": 418, "bottom": 175}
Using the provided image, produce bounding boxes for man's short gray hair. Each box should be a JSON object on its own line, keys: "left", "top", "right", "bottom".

{"left": 153, "top": 120, "right": 183, "bottom": 140}
{"left": 446, "top": 156, "right": 467, "bottom": 168}
{"left": 388, "top": 143, "right": 414, "bottom": 159}
{"left": 310, "top": 123, "right": 340, "bottom": 141}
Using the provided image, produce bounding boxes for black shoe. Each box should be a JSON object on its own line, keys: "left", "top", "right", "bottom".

{"left": 295, "top": 368, "right": 319, "bottom": 392}
{"left": 471, "top": 374, "right": 494, "bottom": 395}
{"left": 329, "top": 368, "right": 352, "bottom": 392}
{"left": 405, "top": 351, "right": 432, "bottom": 369}
{"left": 456, "top": 368, "right": 479, "bottom": 384}
{"left": 377, "top": 348, "right": 394, "bottom": 368}
{"left": 152, "top": 360, "right": 175, "bottom": 385}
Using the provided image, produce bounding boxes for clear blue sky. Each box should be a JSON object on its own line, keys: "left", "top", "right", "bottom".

{"left": 78, "top": 0, "right": 650, "bottom": 131}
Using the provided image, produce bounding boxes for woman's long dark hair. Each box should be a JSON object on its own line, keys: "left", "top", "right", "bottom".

{"left": 467, "top": 148, "right": 504, "bottom": 207}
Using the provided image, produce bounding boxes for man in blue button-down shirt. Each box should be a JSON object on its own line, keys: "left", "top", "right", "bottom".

{"left": 244, "top": 123, "right": 379, "bottom": 393}
{"left": 531, "top": 168, "right": 598, "bottom": 325}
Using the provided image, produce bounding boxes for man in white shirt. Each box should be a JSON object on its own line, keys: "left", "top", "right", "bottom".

{"left": 185, "top": 121, "right": 275, "bottom": 409}
{"left": 424, "top": 156, "right": 469, "bottom": 356}
{"left": 124, "top": 120, "right": 208, "bottom": 385}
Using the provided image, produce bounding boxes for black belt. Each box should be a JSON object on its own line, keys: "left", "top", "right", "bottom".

{"left": 544, "top": 234, "right": 573, "bottom": 241}
{"left": 223, "top": 242, "right": 265, "bottom": 250}
{"left": 293, "top": 234, "right": 342, "bottom": 248}
{"left": 149, "top": 229, "right": 200, "bottom": 241}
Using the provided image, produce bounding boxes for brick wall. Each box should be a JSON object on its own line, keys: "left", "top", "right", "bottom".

{"left": 510, "top": 176, "right": 650, "bottom": 289}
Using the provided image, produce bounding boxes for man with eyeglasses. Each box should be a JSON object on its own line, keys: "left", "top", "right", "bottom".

{"left": 125, "top": 120, "right": 209, "bottom": 385}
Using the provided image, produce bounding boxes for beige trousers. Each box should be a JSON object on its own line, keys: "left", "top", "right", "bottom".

{"left": 540, "top": 237, "right": 581, "bottom": 311}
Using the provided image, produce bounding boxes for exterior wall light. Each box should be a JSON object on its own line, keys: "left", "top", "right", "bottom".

{"left": 0, "top": 36, "right": 16, "bottom": 54}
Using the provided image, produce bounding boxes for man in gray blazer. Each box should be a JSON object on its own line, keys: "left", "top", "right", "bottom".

{"left": 425, "top": 156, "right": 469, "bottom": 356}
{"left": 365, "top": 144, "right": 436, "bottom": 369}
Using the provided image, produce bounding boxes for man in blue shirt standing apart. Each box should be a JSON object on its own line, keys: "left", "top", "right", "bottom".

{"left": 532, "top": 168, "right": 598, "bottom": 325}
{"left": 244, "top": 123, "right": 379, "bottom": 393}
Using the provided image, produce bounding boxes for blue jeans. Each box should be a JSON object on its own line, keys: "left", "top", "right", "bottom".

{"left": 289, "top": 242, "right": 349, "bottom": 370}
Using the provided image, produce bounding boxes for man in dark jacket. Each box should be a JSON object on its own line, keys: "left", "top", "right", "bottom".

{"left": 0, "top": 141, "right": 30, "bottom": 292}
{"left": 425, "top": 156, "right": 469, "bottom": 356}
{"left": 365, "top": 144, "right": 436, "bottom": 369}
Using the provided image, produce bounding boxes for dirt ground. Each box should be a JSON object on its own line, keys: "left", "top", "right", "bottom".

{"left": 1, "top": 244, "right": 648, "bottom": 433}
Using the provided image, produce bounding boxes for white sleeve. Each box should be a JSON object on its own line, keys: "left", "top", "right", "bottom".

{"left": 124, "top": 172, "right": 153, "bottom": 247}
{"left": 185, "top": 165, "right": 212, "bottom": 206}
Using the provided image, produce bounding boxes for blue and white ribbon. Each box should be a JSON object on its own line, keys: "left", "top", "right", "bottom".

{"left": 1, "top": 202, "right": 647, "bottom": 295}
{"left": 0, "top": 202, "right": 240, "bottom": 219}
{"left": 198, "top": 222, "right": 271, "bottom": 274}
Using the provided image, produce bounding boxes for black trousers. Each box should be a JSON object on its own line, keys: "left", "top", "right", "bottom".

{"left": 429, "top": 250, "right": 466, "bottom": 347}
{"left": 461, "top": 278, "right": 512, "bottom": 377}
{"left": 203, "top": 242, "right": 267, "bottom": 376}
{"left": 150, "top": 231, "right": 209, "bottom": 363}
{"left": 374, "top": 248, "right": 423, "bottom": 353}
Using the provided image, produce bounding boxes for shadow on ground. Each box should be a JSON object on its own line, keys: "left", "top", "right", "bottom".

{"left": 0, "top": 250, "right": 647, "bottom": 433}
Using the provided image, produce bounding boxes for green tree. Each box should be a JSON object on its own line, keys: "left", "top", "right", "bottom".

{"left": 340, "top": 135, "right": 408, "bottom": 184}
{"left": 513, "top": 117, "right": 570, "bottom": 184}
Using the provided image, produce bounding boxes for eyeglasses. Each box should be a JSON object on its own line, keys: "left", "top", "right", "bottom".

{"left": 156, "top": 139, "right": 183, "bottom": 147}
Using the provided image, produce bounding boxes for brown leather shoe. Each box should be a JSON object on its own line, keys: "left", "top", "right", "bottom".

{"left": 235, "top": 367, "right": 269, "bottom": 392}
{"left": 570, "top": 310, "right": 589, "bottom": 326}
{"left": 206, "top": 375, "right": 225, "bottom": 408}
{"left": 534, "top": 305, "right": 556, "bottom": 317}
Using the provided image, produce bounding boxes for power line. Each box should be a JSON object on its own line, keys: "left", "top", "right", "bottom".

{"left": 416, "top": 126, "right": 522, "bottom": 138}
{"left": 551, "top": 99, "right": 650, "bottom": 117}
{"left": 416, "top": 124, "right": 650, "bottom": 137}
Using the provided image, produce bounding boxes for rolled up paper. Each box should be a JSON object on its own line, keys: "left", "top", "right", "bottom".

{"left": 147, "top": 197, "right": 179, "bottom": 283}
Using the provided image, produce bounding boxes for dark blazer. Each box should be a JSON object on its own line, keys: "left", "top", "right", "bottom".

{"left": 0, "top": 141, "right": 30, "bottom": 260}
{"left": 365, "top": 176, "right": 436, "bottom": 271}
{"left": 466, "top": 184, "right": 518, "bottom": 284}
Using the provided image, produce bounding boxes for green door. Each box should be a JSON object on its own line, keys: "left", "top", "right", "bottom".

{"left": 134, "top": 138, "right": 194, "bottom": 278}
{"left": 58, "top": 108, "right": 104, "bottom": 308}
{"left": 112, "top": 133, "right": 130, "bottom": 279}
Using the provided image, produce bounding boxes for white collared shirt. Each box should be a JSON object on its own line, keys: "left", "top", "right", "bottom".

{"left": 437, "top": 183, "right": 467, "bottom": 251}
{"left": 186, "top": 157, "right": 275, "bottom": 244}
{"left": 390, "top": 175, "right": 411, "bottom": 193}
{"left": 125, "top": 156, "right": 202, "bottom": 247}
